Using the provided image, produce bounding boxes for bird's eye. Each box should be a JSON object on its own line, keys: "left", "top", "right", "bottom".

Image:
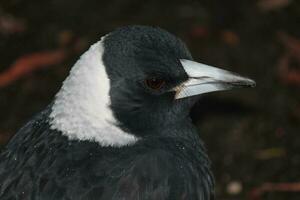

{"left": 145, "top": 77, "right": 165, "bottom": 90}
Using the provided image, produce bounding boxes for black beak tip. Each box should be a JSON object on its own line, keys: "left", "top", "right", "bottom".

{"left": 248, "top": 79, "right": 256, "bottom": 88}
{"left": 230, "top": 79, "right": 256, "bottom": 88}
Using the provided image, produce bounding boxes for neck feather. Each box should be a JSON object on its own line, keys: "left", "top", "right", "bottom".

{"left": 49, "top": 37, "right": 138, "bottom": 147}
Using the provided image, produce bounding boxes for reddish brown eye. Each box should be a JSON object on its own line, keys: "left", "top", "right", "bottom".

{"left": 145, "top": 78, "right": 165, "bottom": 90}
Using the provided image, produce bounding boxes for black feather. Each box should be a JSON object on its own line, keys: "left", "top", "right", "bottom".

{"left": 0, "top": 106, "right": 214, "bottom": 200}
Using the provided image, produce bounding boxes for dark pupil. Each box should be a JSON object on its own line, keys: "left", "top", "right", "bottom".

{"left": 146, "top": 78, "right": 165, "bottom": 90}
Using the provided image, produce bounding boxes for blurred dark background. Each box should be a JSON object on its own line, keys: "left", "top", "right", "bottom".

{"left": 0, "top": 0, "right": 300, "bottom": 199}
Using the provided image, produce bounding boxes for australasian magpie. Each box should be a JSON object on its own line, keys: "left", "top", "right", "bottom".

{"left": 0, "top": 26, "right": 255, "bottom": 200}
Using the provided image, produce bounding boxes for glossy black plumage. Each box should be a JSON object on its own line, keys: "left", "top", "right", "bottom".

{"left": 0, "top": 26, "right": 215, "bottom": 200}
{"left": 0, "top": 106, "right": 214, "bottom": 200}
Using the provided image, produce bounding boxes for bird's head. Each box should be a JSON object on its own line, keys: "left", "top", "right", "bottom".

{"left": 50, "top": 26, "right": 255, "bottom": 146}
{"left": 103, "top": 26, "right": 255, "bottom": 134}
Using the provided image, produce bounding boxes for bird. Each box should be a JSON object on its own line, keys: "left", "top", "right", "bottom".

{"left": 0, "top": 25, "right": 255, "bottom": 200}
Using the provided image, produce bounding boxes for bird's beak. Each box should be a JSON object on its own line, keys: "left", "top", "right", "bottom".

{"left": 174, "top": 59, "right": 256, "bottom": 99}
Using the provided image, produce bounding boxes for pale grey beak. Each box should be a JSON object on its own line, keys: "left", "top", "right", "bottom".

{"left": 174, "top": 59, "right": 256, "bottom": 99}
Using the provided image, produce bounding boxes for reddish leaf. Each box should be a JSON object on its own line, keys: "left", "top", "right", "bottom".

{"left": 0, "top": 50, "right": 67, "bottom": 88}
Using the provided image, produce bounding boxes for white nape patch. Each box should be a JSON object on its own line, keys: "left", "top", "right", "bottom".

{"left": 49, "top": 37, "right": 138, "bottom": 147}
